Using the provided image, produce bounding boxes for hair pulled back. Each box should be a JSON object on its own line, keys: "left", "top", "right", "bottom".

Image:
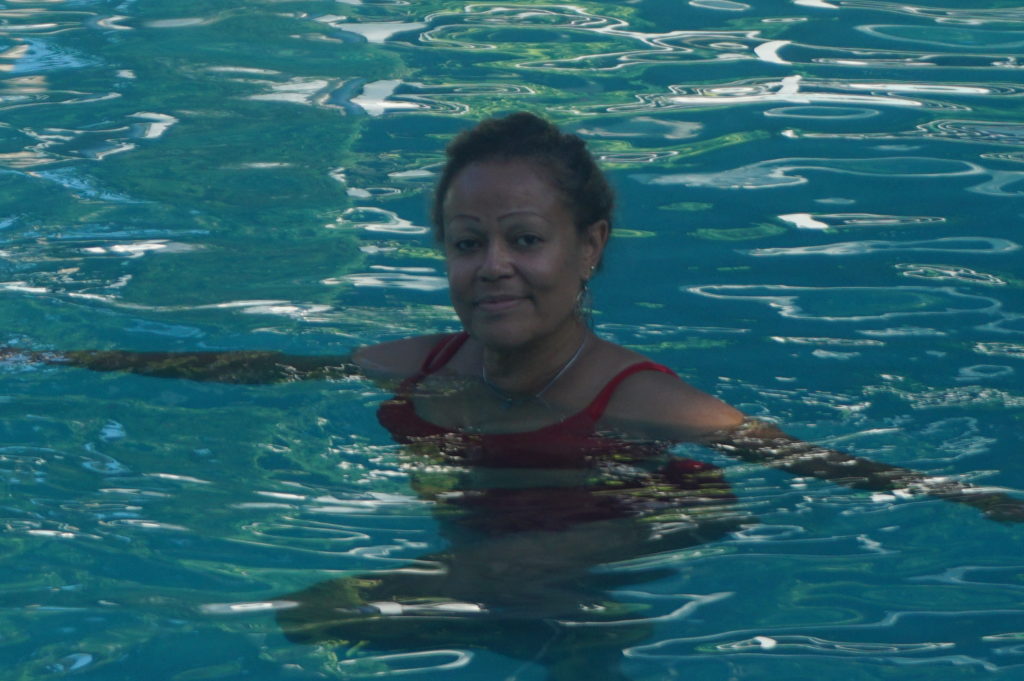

{"left": 432, "top": 112, "right": 614, "bottom": 241}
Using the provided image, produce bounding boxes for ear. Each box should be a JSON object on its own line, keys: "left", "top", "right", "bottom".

{"left": 580, "top": 219, "right": 610, "bottom": 275}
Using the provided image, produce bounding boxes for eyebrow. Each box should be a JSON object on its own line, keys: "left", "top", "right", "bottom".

{"left": 447, "top": 211, "right": 545, "bottom": 223}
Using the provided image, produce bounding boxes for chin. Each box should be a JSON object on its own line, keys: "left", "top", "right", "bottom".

{"left": 468, "top": 318, "right": 537, "bottom": 351}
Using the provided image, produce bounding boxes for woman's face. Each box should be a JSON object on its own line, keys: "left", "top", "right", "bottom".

{"left": 442, "top": 159, "right": 607, "bottom": 352}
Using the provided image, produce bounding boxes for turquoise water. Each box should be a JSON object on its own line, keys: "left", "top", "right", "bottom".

{"left": 2, "top": 0, "right": 1024, "bottom": 679}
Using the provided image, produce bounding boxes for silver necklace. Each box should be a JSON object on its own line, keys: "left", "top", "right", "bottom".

{"left": 481, "top": 334, "right": 589, "bottom": 410}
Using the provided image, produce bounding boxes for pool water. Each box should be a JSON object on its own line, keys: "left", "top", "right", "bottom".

{"left": 2, "top": 0, "right": 1024, "bottom": 679}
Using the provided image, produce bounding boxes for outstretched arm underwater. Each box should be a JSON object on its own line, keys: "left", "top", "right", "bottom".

{"left": 705, "top": 419, "right": 1024, "bottom": 523}
{"left": 0, "top": 347, "right": 358, "bottom": 384}
{"left": 5, "top": 344, "right": 1022, "bottom": 522}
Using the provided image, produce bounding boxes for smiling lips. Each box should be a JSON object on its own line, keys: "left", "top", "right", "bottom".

{"left": 474, "top": 294, "right": 527, "bottom": 312}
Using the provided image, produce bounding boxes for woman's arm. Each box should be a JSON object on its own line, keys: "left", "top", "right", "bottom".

{"left": 706, "top": 419, "right": 1024, "bottom": 522}
{"left": 1, "top": 347, "right": 358, "bottom": 384}
{"left": 0, "top": 334, "right": 443, "bottom": 385}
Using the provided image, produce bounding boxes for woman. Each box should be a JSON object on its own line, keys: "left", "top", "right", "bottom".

{"left": 13, "top": 112, "right": 1017, "bottom": 519}
{"left": 3, "top": 112, "right": 1021, "bottom": 679}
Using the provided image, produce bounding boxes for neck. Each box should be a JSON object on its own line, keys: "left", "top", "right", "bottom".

{"left": 481, "top": 322, "right": 590, "bottom": 399}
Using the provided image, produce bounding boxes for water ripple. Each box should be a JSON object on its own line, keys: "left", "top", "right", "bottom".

{"left": 713, "top": 634, "right": 952, "bottom": 654}
{"left": 315, "top": 17, "right": 427, "bottom": 44}
{"left": 793, "top": 119, "right": 1024, "bottom": 150}
{"left": 0, "top": 7, "right": 92, "bottom": 36}
{"left": 636, "top": 155, "right": 982, "bottom": 190}
{"left": 604, "top": 75, "right": 1017, "bottom": 116}
{"left": 687, "top": 285, "right": 1001, "bottom": 322}
{"left": 0, "top": 37, "right": 97, "bottom": 73}
{"left": 3, "top": 2, "right": 1024, "bottom": 678}
{"left": 559, "top": 591, "right": 733, "bottom": 627}
{"left": 858, "top": 24, "right": 1024, "bottom": 50}
{"left": 411, "top": 4, "right": 779, "bottom": 71}
{"left": 691, "top": 0, "right": 751, "bottom": 11}
{"left": 898, "top": 264, "right": 1007, "bottom": 286}
{"left": 777, "top": 213, "right": 945, "bottom": 230}
{"left": 974, "top": 342, "right": 1024, "bottom": 359}
{"left": 336, "top": 650, "right": 473, "bottom": 675}
{"left": 746, "top": 237, "right": 1020, "bottom": 257}
{"left": 626, "top": 608, "right": 1024, "bottom": 671}
{"left": 833, "top": 1, "right": 1024, "bottom": 25}
{"left": 865, "top": 383, "right": 1024, "bottom": 409}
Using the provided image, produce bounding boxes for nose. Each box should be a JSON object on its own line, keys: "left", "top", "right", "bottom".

{"left": 478, "top": 239, "right": 513, "bottom": 281}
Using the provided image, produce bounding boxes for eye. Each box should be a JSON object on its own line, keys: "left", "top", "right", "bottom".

{"left": 513, "top": 233, "right": 542, "bottom": 248}
{"left": 452, "top": 238, "right": 479, "bottom": 253}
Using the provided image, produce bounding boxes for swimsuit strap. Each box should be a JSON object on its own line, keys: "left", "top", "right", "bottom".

{"left": 402, "top": 335, "right": 673, "bottom": 424}
{"left": 584, "top": 361, "right": 676, "bottom": 421}
{"left": 395, "top": 332, "right": 469, "bottom": 396}
{"left": 421, "top": 332, "right": 470, "bottom": 374}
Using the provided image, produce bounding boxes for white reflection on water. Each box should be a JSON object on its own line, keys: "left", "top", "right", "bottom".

{"left": 578, "top": 116, "right": 702, "bottom": 139}
{"left": 2, "top": 2, "right": 1024, "bottom": 678}
{"left": 745, "top": 236, "right": 1020, "bottom": 257}
{"left": 80, "top": 240, "right": 200, "bottom": 257}
{"left": 835, "top": 1, "right": 1024, "bottom": 25}
{"left": 639, "top": 156, "right": 1024, "bottom": 196}
{"left": 765, "top": 105, "right": 880, "bottom": 119}
{"left": 246, "top": 77, "right": 334, "bottom": 105}
{"left": 713, "top": 634, "right": 952, "bottom": 654}
{"left": 350, "top": 79, "right": 420, "bottom": 116}
{"left": 607, "top": 75, "right": 1018, "bottom": 115}
{"left": 865, "top": 383, "right": 1024, "bottom": 409}
{"left": 777, "top": 213, "right": 944, "bottom": 230}
{"left": 560, "top": 590, "right": 734, "bottom": 628}
{"left": 0, "top": 37, "right": 96, "bottom": 73}
{"left": 412, "top": 3, "right": 787, "bottom": 70}
{"left": 331, "top": 207, "right": 428, "bottom": 234}
{"left": 94, "top": 16, "right": 132, "bottom": 31}
{"left": 898, "top": 264, "right": 1007, "bottom": 286}
{"left": 239, "top": 303, "right": 336, "bottom": 322}
{"left": 625, "top": 612, "right": 1022, "bottom": 671}
{"left": 317, "top": 78, "right": 536, "bottom": 117}
{"left": 335, "top": 650, "right": 472, "bottom": 676}
{"left": 315, "top": 17, "right": 427, "bottom": 44}
{"left": 909, "top": 565, "right": 1024, "bottom": 589}
{"left": 690, "top": 0, "right": 751, "bottom": 11}
{"left": 955, "top": 365, "right": 1014, "bottom": 382}
{"left": 974, "top": 342, "right": 1024, "bottom": 359}
{"left": 771, "top": 336, "right": 882, "bottom": 347}
{"left": 858, "top": 24, "right": 1024, "bottom": 49}
{"left": 793, "top": 119, "right": 1024, "bottom": 150}
{"left": 143, "top": 18, "right": 214, "bottom": 29}
{"left": 336, "top": 270, "right": 447, "bottom": 292}
{"left": 687, "top": 285, "right": 1002, "bottom": 322}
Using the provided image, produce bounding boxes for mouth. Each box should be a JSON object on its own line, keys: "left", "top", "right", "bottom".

{"left": 474, "top": 294, "right": 526, "bottom": 312}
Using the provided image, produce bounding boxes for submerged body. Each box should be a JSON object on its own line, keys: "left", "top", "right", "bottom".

{"left": 377, "top": 331, "right": 737, "bottom": 528}
{"left": 279, "top": 337, "right": 744, "bottom": 679}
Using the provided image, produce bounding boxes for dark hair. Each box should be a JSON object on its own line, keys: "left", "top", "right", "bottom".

{"left": 431, "top": 112, "right": 614, "bottom": 241}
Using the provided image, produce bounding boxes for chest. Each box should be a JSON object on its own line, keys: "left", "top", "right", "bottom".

{"left": 412, "top": 374, "right": 590, "bottom": 435}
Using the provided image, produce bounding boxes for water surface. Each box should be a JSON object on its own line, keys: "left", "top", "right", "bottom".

{"left": 2, "top": 0, "right": 1023, "bottom": 679}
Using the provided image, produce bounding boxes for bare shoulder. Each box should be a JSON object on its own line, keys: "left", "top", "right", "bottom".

{"left": 598, "top": 347, "right": 744, "bottom": 441}
{"left": 352, "top": 334, "right": 450, "bottom": 382}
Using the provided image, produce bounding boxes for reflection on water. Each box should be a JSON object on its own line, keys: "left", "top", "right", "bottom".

{"left": 2, "top": 0, "right": 1024, "bottom": 678}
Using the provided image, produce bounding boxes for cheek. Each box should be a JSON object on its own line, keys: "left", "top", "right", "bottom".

{"left": 538, "top": 250, "right": 582, "bottom": 289}
{"left": 446, "top": 261, "right": 471, "bottom": 298}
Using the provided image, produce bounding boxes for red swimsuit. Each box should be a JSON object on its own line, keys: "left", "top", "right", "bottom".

{"left": 375, "top": 333, "right": 733, "bottom": 533}
{"left": 377, "top": 332, "right": 681, "bottom": 469}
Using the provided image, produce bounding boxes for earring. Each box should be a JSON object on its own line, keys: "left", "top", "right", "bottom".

{"left": 574, "top": 266, "right": 595, "bottom": 320}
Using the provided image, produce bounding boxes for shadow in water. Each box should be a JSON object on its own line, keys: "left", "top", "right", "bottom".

{"left": 277, "top": 456, "right": 743, "bottom": 680}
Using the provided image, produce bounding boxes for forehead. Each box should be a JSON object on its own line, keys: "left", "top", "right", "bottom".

{"left": 442, "top": 159, "right": 566, "bottom": 218}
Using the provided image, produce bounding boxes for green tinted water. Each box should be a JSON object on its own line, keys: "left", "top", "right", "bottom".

{"left": 2, "top": 0, "right": 1024, "bottom": 679}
